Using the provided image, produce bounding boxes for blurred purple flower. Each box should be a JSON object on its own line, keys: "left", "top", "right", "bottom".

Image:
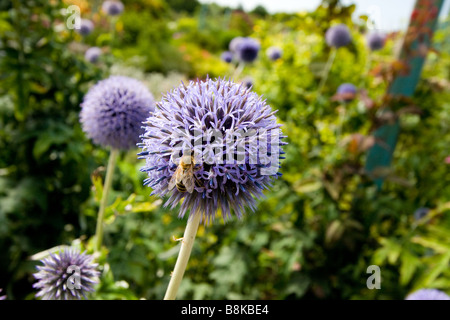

{"left": 413, "top": 207, "right": 430, "bottom": 220}
{"left": 406, "top": 289, "right": 450, "bottom": 300}
{"left": 0, "top": 289, "right": 6, "bottom": 300}
{"left": 229, "top": 37, "right": 244, "bottom": 53}
{"left": 139, "top": 77, "right": 286, "bottom": 223}
{"left": 102, "top": 1, "right": 124, "bottom": 16}
{"left": 367, "top": 32, "right": 386, "bottom": 51}
{"left": 235, "top": 37, "right": 260, "bottom": 63}
{"left": 221, "top": 51, "right": 233, "bottom": 63}
{"left": 445, "top": 156, "right": 450, "bottom": 164}
{"left": 333, "top": 83, "right": 357, "bottom": 102}
{"left": 80, "top": 76, "right": 155, "bottom": 150}
{"left": 76, "top": 19, "right": 94, "bottom": 36}
{"left": 266, "top": 46, "right": 282, "bottom": 61}
{"left": 84, "top": 47, "right": 102, "bottom": 63}
{"left": 241, "top": 76, "right": 253, "bottom": 89}
{"left": 32, "top": 249, "right": 100, "bottom": 300}
{"left": 326, "top": 24, "right": 351, "bottom": 48}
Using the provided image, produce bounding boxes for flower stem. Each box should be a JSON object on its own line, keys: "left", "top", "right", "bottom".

{"left": 318, "top": 47, "right": 337, "bottom": 94}
{"left": 232, "top": 61, "right": 245, "bottom": 81}
{"left": 163, "top": 211, "right": 202, "bottom": 300}
{"left": 94, "top": 148, "right": 119, "bottom": 253}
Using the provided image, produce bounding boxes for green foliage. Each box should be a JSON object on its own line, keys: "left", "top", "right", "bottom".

{"left": 1, "top": 0, "right": 449, "bottom": 300}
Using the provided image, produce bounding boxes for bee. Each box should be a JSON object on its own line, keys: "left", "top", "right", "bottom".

{"left": 168, "top": 154, "right": 202, "bottom": 193}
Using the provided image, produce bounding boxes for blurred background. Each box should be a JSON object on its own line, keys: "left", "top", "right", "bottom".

{"left": 0, "top": 0, "right": 449, "bottom": 300}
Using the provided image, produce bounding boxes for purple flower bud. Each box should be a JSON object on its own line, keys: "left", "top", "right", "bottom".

{"left": 80, "top": 76, "right": 155, "bottom": 150}
{"left": 221, "top": 51, "right": 233, "bottom": 63}
{"left": 366, "top": 32, "right": 386, "bottom": 51}
{"left": 337, "top": 83, "right": 357, "bottom": 95}
{"left": 102, "top": 1, "right": 124, "bottom": 16}
{"left": 241, "top": 76, "right": 253, "bottom": 89}
{"left": 139, "top": 77, "right": 286, "bottom": 223}
{"left": 326, "top": 24, "right": 352, "bottom": 48}
{"left": 32, "top": 249, "right": 101, "bottom": 300}
{"left": 413, "top": 207, "right": 430, "bottom": 220}
{"left": 266, "top": 46, "right": 282, "bottom": 61}
{"left": 84, "top": 47, "right": 102, "bottom": 63}
{"left": 76, "top": 19, "right": 94, "bottom": 36}
{"left": 235, "top": 37, "right": 260, "bottom": 63}
{"left": 335, "top": 83, "right": 357, "bottom": 102}
{"left": 406, "top": 289, "right": 450, "bottom": 300}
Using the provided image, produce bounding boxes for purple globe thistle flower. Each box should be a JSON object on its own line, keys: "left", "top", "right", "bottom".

{"left": 221, "top": 51, "right": 233, "bottom": 63}
{"left": 32, "top": 249, "right": 100, "bottom": 300}
{"left": 235, "top": 37, "right": 260, "bottom": 63}
{"left": 406, "top": 289, "right": 450, "bottom": 300}
{"left": 413, "top": 207, "right": 430, "bottom": 220}
{"left": 266, "top": 46, "right": 282, "bottom": 61}
{"left": 325, "top": 24, "right": 352, "bottom": 48}
{"left": 229, "top": 37, "right": 244, "bottom": 53}
{"left": 367, "top": 32, "right": 386, "bottom": 51}
{"left": 102, "top": 1, "right": 124, "bottom": 16}
{"left": 80, "top": 76, "right": 155, "bottom": 150}
{"left": 85, "top": 47, "right": 102, "bottom": 63}
{"left": 334, "top": 83, "right": 357, "bottom": 102}
{"left": 138, "top": 77, "right": 286, "bottom": 223}
{"left": 76, "top": 19, "right": 94, "bottom": 36}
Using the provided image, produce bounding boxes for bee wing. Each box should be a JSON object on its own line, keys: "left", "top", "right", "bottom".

{"left": 168, "top": 167, "right": 181, "bottom": 191}
{"left": 168, "top": 174, "right": 177, "bottom": 191}
{"left": 182, "top": 168, "right": 196, "bottom": 194}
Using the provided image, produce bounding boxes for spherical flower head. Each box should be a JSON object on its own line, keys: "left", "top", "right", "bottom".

{"left": 32, "top": 249, "right": 100, "bottom": 300}
{"left": 413, "top": 207, "right": 430, "bottom": 220}
{"left": 76, "top": 19, "right": 94, "bottom": 36}
{"left": 80, "top": 76, "right": 155, "bottom": 150}
{"left": 102, "top": 1, "right": 124, "bottom": 16}
{"left": 85, "top": 47, "right": 102, "bottom": 63}
{"left": 236, "top": 37, "right": 260, "bottom": 63}
{"left": 266, "top": 46, "right": 282, "bottom": 61}
{"left": 335, "top": 83, "right": 357, "bottom": 102}
{"left": 139, "top": 77, "right": 286, "bottom": 223}
{"left": 229, "top": 37, "right": 244, "bottom": 53}
{"left": 367, "top": 32, "right": 386, "bottom": 51}
{"left": 326, "top": 24, "right": 352, "bottom": 48}
{"left": 221, "top": 51, "right": 233, "bottom": 63}
{"left": 406, "top": 289, "right": 450, "bottom": 300}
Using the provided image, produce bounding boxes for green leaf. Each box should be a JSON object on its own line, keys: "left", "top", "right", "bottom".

{"left": 399, "top": 251, "right": 420, "bottom": 285}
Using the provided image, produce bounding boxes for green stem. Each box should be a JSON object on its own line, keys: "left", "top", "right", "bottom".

{"left": 318, "top": 47, "right": 337, "bottom": 94}
{"left": 163, "top": 211, "right": 202, "bottom": 300}
{"left": 94, "top": 148, "right": 119, "bottom": 252}
{"left": 232, "top": 61, "right": 245, "bottom": 81}
{"left": 110, "top": 17, "right": 117, "bottom": 49}
{"left": 361, "top": 52, "right": 373, "bottom": 87}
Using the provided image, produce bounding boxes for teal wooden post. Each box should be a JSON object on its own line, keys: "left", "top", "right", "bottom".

{"left": 364, "top": 0, "right": 445, "bottom": 189}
